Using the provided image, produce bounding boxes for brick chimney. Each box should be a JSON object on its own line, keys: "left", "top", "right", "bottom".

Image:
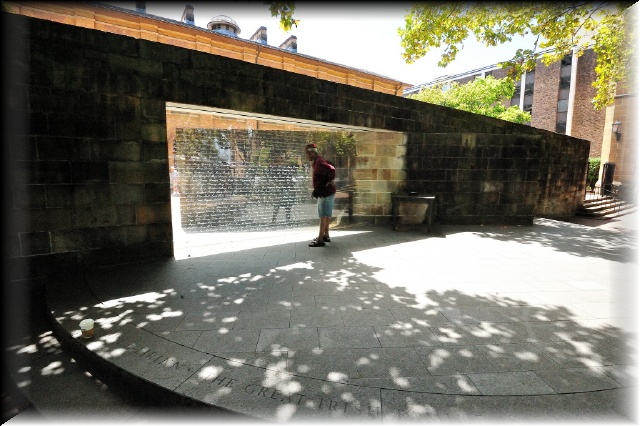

{"left": 279, "top": 35, "right": 297, "bottom": 53}
{"left": 181, "top": 4, "right": 195, "bottom": 25}
{"left": 250, "top": 26, "right": 268, "bottom": 45}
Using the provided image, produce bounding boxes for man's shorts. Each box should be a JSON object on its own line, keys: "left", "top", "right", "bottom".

{"left": 317, "top": 194, "right": 335, "bottom": 217}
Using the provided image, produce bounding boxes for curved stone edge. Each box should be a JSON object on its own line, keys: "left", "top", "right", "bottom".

{"left": 43, "top": 277, "right": 249, "bottom": 419}
{"left": 45, "top": 305, "right": 250, "bottom": 418}
{"left": 43, "top": 276, "right": 630, "bottom": 422}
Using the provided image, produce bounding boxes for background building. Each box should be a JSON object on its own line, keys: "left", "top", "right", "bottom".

{"left": 405, "top": 48, "right": 606, "bottom": 158}
{"left": 600, "top": 80, "right": 637, "bottom": 194}
{"left": 405, "top": 47, "right": 637, "bottom": 192}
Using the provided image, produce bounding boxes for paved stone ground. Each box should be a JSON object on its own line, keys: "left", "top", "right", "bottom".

{"left": 4, "top": 208, "right": 638, "bottom": 424}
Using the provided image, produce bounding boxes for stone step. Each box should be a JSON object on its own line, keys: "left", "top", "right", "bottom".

{"left": 577, "top": 200, "right": 637, "bottom": 219}
{"left": 2, "top": 287, "right": 228, "bottom": 424}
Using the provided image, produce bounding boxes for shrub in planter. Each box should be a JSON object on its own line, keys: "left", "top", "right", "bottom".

{"left": 587, "top": 157, "right": 601, "bottom": 190}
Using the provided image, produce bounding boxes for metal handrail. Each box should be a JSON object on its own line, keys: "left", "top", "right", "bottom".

{"left": 583, "top": 184, "right": 632, "bottom": 216}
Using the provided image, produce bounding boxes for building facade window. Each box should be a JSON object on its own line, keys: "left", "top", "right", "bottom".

{"left": 524, "top": 75, "right": 534, "bottom": 93}
{"left": 556, "top": 54, "right": 572, "bottom": 134}
{"left": 557, "top": 99, "right": 569, "bottom": 112}
{"left": 523, "top": 70, "right": 535, "bottom": 113}
{"left": 511, "top": 81, "right": 521, "bottom": 107}
{"left": 559, "top": 75, "right": 571, "bottom": 88}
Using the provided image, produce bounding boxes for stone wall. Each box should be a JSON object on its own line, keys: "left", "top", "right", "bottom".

{"left": 4, "top": 13, "right": 589, "bottom": 282}
{"left": 404, "top": 132, "right": 587, "bottom": 225}
{"left": 351, "top": 132, "right": 406, "bottom": 224}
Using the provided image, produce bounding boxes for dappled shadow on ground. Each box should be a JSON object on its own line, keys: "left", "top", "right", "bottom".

{"left": 5, "top": 222, "right": 637, "bottom": 423}
{"left": 441, "top": 218, "right": 637, "bottom": 263}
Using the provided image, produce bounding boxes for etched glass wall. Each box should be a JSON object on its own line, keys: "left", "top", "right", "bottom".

{"left": 174, "top": 128, "right": 354, "bottom": 232}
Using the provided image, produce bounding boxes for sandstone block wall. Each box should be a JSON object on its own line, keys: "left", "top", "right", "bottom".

{"left": 4, "top": 13, "right": 589, "bottom": 282}
{"left": 404, "top": 132, "right": 587, "bottom": 224}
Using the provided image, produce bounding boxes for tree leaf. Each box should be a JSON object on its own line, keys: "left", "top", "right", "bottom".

{"left": 399, "top": 2, "right": 637, "bottom": 110}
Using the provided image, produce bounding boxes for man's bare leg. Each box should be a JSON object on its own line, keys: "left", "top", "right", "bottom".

{"left": 319, "top": 216, "right": 330, "bottom": 240}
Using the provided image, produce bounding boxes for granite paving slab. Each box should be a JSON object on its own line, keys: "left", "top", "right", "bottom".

{"left": 267, "top": 295, "right": 318, "bottom": 310}
{"left": 256, "top": 328, "right": 320, "bottom": 351}
{"left": 153, "top": 330, "right": 203, "bottom": 347}
{"left": 155, "top": 294, "right": 221, "bottom": 313}
{"left": 231, "top": 310, "right": 292, "bottom": 329}
{"left": 172, "top": 312, "right": 226, "bottom": 331}
{"left": 598, "top": 364, "right": 637, "bottom": 386}
{"left": 532, "top": 339, "right": 631, "bottom": 368}
{"left": 175, "top": 357, "right": 384, "bottom": 422}
{"left": 348, "top": 374, "right": 481, "bottom": 395}
{"left": 290, "top": 308, "right": 346, "bottom": 327}
{"left": 430, "top": 322, "right": 526, "bottom": 346}
{"left": 340, "top": 309, "right": 399, "bottom": 327}
{"left": 373, "top": 324, "right": 441, "bottom": 347}
{"left": 466, "top": 371, "right": 557, "bottom": 395}
{"left": 83, "top": 324, "right": 212, "bottom": 391}
{"left": 351, "top": 347, "right": 429, "bottom": 379}
{"left": 388, "top": 307, "right": 452, "bottom": 325}
{"left": 318, "top": 327, "right": 382, "bottom": 349}
{"left": 124, "top": 312, "right": 187, "bottom": 333}
{"left": 534, "top": 367, "right": 623, "bottom": 393}
{"left": 414, "top": 346, "right": 500, "bottom": 376}
{"left": 315, "top": 295, "right": 366, "bottom": 310}
{"left": 286, "top": 348, "right": 360, "bottom": 381}
{"left": 194, "top": 328, "right": 262, "bottom": 353}
{"left": 381, "top": 387, "right": 634, "bottom": 423}
{"left": 207, "top": 351, "right": 290, "bottom": 371}
{"left": 474, "top": 342, "right": 563, "bottom": 371}
{"left": 40, "top": 221, "right": 637, "bottom": 422}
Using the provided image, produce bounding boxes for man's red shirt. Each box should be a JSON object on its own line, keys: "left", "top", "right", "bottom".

{"left": 312, "top": 156, "right": 336, "bottom": 198}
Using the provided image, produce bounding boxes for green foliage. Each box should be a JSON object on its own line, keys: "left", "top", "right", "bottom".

{"left": 399, "top": 2, "right": 637, "bottom": 110}
{"left": 587, "top": 157, "right": 601, "bottom": 189}
{"left": 174, "top": 129, "right": 220, "bottom": 160}
{"left": 264, "top": 1, "right": 299, "bottom": 31}
{"left": 305, "top": 131, "right": 357, "bottom": 157}
{"left": 408, "top": 75, "right": 531, "bottom": 124}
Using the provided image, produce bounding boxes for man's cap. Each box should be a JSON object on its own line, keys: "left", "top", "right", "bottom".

{"left": 305, "top": 143, "right": 318, "bottom": 152}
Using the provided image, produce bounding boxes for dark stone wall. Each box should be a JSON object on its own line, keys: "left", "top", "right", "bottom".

{"left": 3, "top": 13, "right": 589, "bottom": 281}
{"left": 405, "top": 133, "right": 589, "bottom": 225}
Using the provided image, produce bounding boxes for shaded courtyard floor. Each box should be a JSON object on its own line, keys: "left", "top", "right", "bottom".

{"left": 4, "top": 211, "right": 638, "bottom": 424}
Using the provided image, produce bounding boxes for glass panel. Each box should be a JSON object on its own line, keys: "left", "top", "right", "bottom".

{"left": 525, "top": 71, "right": 535, "bottom": 84}
{"left": 557, "top": 99, "right": 569, "bottom": 112}
{"left": 556, "top": 111, "right": 567, "bottom": 123}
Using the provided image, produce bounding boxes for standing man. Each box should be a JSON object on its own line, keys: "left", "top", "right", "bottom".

{"left": 170, "top": 166, "right": 179, "bottom": 196}
{"left": 304, "top": 143, "right": 336, "bottom": 247}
